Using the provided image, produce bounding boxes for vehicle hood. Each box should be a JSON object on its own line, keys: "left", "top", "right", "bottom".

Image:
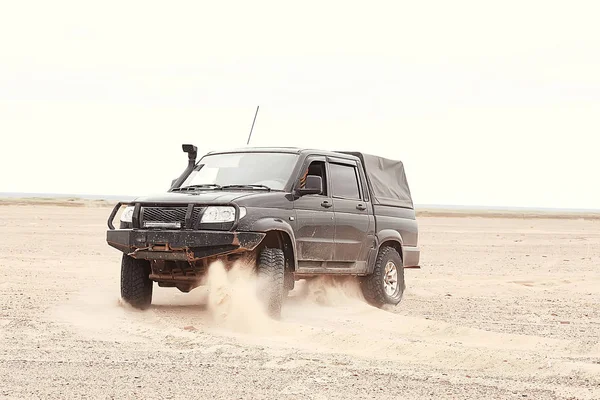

{"left": 132, "top": 191, "right": 253, "bottom": 204}
{"left": 131, "top": 190, "right": 287, "bottom": 205}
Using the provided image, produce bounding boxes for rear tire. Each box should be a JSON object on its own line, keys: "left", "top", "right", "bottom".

{"left": 256, "top": 247, "right": 285, "bottom": 318}
{"left": 120, "top": 254, "right": 153, "bottom": 310}
{"left": 360, "top": 246, "right": 405, "bottom": 307}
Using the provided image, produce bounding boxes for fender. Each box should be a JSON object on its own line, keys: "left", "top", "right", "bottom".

{"left": 248, "top": 217, "right": 298, "bottom": 270}
{"left": 376, "top": 229, "right": 404, "bottom": 248}
{"left": 367, "top": 229, "right": 404, "bottom": 273}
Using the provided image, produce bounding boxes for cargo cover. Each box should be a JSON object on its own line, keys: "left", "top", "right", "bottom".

{"left": 340, "top": 152, "right": 414, "bottom": 209}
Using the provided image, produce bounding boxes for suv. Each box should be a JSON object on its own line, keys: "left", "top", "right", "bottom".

{"left": 106, "top": 145, "right": 420, "bottom": 317}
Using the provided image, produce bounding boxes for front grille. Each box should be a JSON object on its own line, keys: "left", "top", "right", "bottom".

{"left": 140, "top": 206, "right": 204, "bottom": 229}
{"left": 142, "top": 206, "right": 187, "bottom": 223}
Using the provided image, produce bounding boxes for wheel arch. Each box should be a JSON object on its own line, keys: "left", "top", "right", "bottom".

{"left": 250, "top": 218, "right": 297, "bottom": 272}
{"left": 371, "top": 229, "right": 404, "bottom": 272}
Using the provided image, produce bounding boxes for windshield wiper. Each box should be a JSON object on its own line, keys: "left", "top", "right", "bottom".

{"left": 221, "top": 184, "right": 271, "bottom": 191}
{"left": 173, "top": 184, "right": 222, "bottom": 191}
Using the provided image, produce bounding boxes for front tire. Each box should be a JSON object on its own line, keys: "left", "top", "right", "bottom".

{"left": 120, "top": 254, "right": 153, "bottom": 310}
{"left": 256, "top": 247, "right": 285, "bottom": 318}
{"left": 360, "top": 246, "right": 405, "bottom": 307}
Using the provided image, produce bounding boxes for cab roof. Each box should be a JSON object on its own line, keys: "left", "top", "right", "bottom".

{"left": 205, "top": 146, "right": 360, "bottom": 160}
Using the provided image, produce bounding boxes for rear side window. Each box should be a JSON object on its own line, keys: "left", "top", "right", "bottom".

{"left": 329, "top": 163, "right": 361, "bottom": 199}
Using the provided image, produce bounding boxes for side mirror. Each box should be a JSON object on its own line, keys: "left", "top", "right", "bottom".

{"left": 297, "top": 175, "right": 323, "bottom": 196}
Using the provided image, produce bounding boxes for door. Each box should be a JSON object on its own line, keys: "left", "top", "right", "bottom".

{"left": 293, "top": 156, "right": 336, "bottom": 262}
{"left": 328, "top": 159, "right": 373, "bottom": 263}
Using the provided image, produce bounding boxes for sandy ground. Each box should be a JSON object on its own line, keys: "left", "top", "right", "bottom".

{"left": 0, "top": 204, "right": 599, "bottom": 400}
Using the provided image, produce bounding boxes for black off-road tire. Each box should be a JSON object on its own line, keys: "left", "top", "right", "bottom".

{"left": 120, "top": 254, "right": 153, "bottom": 310}
{"left": 256, "top": 247, "right": 286, "bottom": 318}
{"left": 360, "top": 246, "right": 405, "bottom": 307}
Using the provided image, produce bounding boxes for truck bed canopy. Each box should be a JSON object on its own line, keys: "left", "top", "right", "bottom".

{"left": 340, "top": 152, "right": 414, "bottom": 209}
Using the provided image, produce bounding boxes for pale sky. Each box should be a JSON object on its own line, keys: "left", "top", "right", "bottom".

{"left": 1, "top": 1, "right": 599, "bottom": 209}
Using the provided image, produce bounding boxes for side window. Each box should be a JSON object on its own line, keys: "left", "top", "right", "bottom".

{"left": 329, "top": 163, "right": 361, "bottom": 199}
{"left": 299, "top": 160, "right": 328, "bottom": 196}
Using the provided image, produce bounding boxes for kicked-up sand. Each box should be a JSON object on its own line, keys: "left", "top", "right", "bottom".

{"left": 0, "top": 202, "right": 599, "bottom": 399}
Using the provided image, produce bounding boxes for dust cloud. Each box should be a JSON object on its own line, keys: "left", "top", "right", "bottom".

{"left": 198, "top": 259, "right": 373, "bottom": 335}
{"left": 51, "top": 257, "right": 379, "bottom": 343}
{"left": 290, "top": 275, "right": 367, "bottom": 308}
{"left": 202, "top": 259, "right": 276, "bottom": 335}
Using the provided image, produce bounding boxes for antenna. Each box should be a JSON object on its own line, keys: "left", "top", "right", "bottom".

{"left": 246, "top": 105, "right": 260, "bottom": 145}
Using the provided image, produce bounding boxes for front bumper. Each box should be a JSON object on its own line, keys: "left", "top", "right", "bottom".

{"left": 106, "top": 229, "right": 266, "bottom": 261}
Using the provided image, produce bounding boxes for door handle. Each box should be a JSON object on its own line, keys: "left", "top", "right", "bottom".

{"left": 356, "top": 203, "right": 366, "bottom": 210}
{"left": 321, "top": 200, "right": 333, "bottom": 208}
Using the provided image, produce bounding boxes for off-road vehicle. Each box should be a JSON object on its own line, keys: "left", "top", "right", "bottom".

{"left": 106, "top": 145, "right": 420, "bottom": 317}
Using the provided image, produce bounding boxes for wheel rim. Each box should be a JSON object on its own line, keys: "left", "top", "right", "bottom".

{"left": 383, "top": 261, "right": 398, "bottom": 296}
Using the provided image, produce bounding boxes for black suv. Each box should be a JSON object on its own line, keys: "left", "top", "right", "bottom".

{"left": 107, "top": 145, "right": 420, "bottom": 317}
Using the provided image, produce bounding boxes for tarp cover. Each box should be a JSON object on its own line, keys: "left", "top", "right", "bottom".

{"left": 342, "top": 152, "right": 414, "bottom": 209}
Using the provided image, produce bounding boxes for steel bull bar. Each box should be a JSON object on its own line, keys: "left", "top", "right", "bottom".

{"left": 106, "top": 202, "right": 265, "bottom": 261}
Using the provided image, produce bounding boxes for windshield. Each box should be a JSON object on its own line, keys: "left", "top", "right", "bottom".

{"left": 178, "top": 152, "right": 299, "bottom": 191}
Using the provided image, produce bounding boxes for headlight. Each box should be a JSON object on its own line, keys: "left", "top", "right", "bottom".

{"left": 201, "top": 206, "right": 245, "bottom": 223}
{"left": 120, "top": 206, "right": 135, "bottom": 223}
